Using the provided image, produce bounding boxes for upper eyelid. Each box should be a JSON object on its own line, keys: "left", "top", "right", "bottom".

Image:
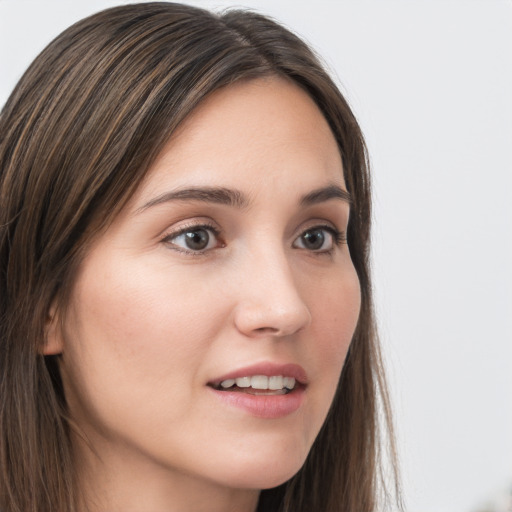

{"left": 160, "top": 219, "right": 220, "bottom": 239}
{"left": 294, "top": 218, "right": 344, "bottom": 237}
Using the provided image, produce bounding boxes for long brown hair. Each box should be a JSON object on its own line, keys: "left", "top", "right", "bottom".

{"left": 0, "top": 3, "right": 401, "bottom": 511}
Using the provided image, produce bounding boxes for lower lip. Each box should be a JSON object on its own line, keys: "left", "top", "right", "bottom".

{"left": 208, "top": 386, "right": 305, "bottom": 419}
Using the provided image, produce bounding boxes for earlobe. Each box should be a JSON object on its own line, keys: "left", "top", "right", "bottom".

{"left": 42, "top": 305, "right": 64, "bottom": 355}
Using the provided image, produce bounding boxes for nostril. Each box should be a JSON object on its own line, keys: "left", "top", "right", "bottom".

{"left": 254, "top": 327, "right": 279, "bottom": 334}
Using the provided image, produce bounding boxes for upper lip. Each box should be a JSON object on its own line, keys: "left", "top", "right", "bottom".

{"left": 208, "top": 362, "right": 308, "bottom": 386}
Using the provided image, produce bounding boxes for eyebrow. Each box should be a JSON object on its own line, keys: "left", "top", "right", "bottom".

{"left": 299, "top": 184, "right": 352, "bottom": 206}
{"left": 137, "top": 183, "right": 351, "bottom": 213}
{"left": 137, "top": 186, "right": 249, "bottom": 212}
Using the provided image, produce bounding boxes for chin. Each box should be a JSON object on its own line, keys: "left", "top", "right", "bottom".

{"left": 212, "top": 448, "right": 308, "bottom": 491}
{"left": 256, "top": 468, "right": 302, "bottom": 490}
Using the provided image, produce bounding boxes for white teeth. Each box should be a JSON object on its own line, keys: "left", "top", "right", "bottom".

{"left": 250, "top": 375, "right": 268, "bottom": 389}
{"left": 283, "top": 377, "right": 296, "bottom": 390}
{"left": 268, "top": 376, "right": 284, "bottom": 390}
{"left": 219, "top": 375, "right": 296, "bottom": 391}
{"left": 220, "top": 379, "right": 236, "bottom": 388}
{"left": 235, "top": 376, "right": 251, "bottom": 388}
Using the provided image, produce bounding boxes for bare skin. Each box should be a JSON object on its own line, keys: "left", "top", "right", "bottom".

{"left": 46, "top": 77, "right": 361, "bottom": 512}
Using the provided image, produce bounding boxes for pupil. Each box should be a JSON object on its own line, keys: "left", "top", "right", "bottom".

{"left": 303, "top": 229, "right": 324, "bottom": 250}
{"left": 185, "top": 229, "right": 209, "bottom": 250}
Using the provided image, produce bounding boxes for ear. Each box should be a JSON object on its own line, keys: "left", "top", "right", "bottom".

{"left": 42, "top": 303, "right": 64, "bottom": 355}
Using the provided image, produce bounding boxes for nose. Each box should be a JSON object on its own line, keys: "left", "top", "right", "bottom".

{"left": 233, "top": 250, "right": 312, "bottom": 338}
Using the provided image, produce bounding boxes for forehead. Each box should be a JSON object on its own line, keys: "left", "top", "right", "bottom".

{"left": 134, "top": 77, "right": 345, "bottom": 202}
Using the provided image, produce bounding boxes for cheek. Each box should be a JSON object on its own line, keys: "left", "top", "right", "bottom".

{"left": 69, "top": 256, "right": 218, "bottom": 354}
{"left": 307, "top": 266, "right": 361, "bottom": 400}
{"left": 60, "top": 256, "right": 225, "bottom": 424}
{"left": 315, "top": 265, "right": 360, "bottom": 347}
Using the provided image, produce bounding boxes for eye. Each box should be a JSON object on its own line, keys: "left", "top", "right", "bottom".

{"left": 293, "top": 226, "right": 344, "bottom": 253}
{"left": 162, "top": 224, "right": 222, "bottom": 253}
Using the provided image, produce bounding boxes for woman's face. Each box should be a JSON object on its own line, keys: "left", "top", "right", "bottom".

{"left": 49, "top": 77, "right": 361, "bottom": 499}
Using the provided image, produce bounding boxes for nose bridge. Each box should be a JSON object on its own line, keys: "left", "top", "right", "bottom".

{"left": 233, "top": 241, "right": 312, "bottom": 337}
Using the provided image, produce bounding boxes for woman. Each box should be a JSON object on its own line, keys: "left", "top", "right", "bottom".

{"left": 0, "top": 3, "right": 400, "bottom": 511}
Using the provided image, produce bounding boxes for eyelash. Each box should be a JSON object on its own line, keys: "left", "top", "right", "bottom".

{"left": 161, "top": 222, "right": 347, "bottom": 256}
{"left": 299, "top": 224, "right": 347, "bottom": 252}
{"left": 161, "top": 222, "right": 222, "bottom": 256}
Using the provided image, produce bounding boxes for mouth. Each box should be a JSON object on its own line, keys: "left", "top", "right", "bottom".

{"left": 207, "top": 362, "right": 307, "bottom": 395}
{"left": 207, "top": 363, "right": 307, "bottom": 418}
{"left": 208, "top": 375, "right": 298, "bottom": 396}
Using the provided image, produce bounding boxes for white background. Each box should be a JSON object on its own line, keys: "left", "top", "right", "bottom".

{"left": 1, "top": 1, "right": 511, "bottom": 511}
